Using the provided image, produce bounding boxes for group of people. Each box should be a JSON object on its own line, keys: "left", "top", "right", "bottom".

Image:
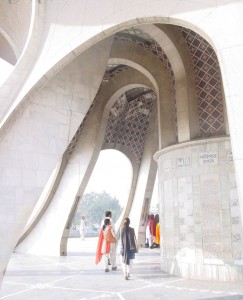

{"left": 95, "top": 211, "right": 138, "bottom": 280}
{"left": 79, "top": 211, "right": 160, "bottom": 280}
{"left": 145, "top": 214, "right": 160, "bottom": 249}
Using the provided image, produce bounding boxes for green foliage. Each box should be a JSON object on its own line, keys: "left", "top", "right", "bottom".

{"left": 73, "top": 191, "right": 123, "bottom": 226}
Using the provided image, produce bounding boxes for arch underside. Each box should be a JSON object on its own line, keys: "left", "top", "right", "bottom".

{"left": 11, "top": 22, "right": 239, "bottom": 282}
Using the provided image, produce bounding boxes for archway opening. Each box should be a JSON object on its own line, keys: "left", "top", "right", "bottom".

{"left": 67, "top": 149, "right": 132, "bottom": 252}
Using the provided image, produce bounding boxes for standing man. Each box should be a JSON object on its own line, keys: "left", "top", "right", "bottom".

{"left": 80, "top": 216, "right": 86, "bottom": 241}
{"left": 147, "top": 214, "right": 155, "bottom": 248}
{"left": 101, "top": 211, "right": 117, "bottom": 270}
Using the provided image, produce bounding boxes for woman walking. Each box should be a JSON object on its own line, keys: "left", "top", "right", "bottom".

{"left": 95, "top": 218, "right": 116, "bottom": 272}
{"left": 119, "top": 218, "right": 137, "bottom": 280}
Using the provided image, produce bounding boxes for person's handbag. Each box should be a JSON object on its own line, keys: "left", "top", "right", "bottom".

{"left": 105, "top": 227, "right": 117, "bottom": 243}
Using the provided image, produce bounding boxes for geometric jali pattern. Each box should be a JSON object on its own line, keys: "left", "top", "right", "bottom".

{"left": 104, "top": 91, "right": 156, "bottom": 163}
{"left": 180, "top": 27, "right": 225, "bottom": 136}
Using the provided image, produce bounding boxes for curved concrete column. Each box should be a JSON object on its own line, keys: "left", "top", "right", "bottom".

{"left": 154, "top": 137, "right": 242, "bottom": 281}
{"left": 16, "top": 68, "right": 154, "bottom": 255}
{"left": 17, "top": 37, "right": 115, "bottom": 249}
{"left": 0, "top": 37, "right": 113, "bottom": 284}
{"left": 129, "top": 104, "right": 159, "bottom": 244}
{"left": 156, "top": 24, "right": 200, "bottom": 140}
{"left": 0, "top": 1, "right": 44, "bottom": 123}
{"left": 136, "top": 24, "right": 199, "bottom": 141}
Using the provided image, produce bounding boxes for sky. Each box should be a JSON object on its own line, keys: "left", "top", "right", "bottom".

{"left": 84, "top": 149, "right": 132, "bottom": 207}
{"left": 84, "top": 149, "right": 158, "bottom": 208}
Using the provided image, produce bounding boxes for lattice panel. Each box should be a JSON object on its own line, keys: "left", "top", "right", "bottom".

{"left": 104, "top": 91, "right": 156, "bottom": 163}
{"left": 180, "top": 28, "right": 225, "bottom": 136}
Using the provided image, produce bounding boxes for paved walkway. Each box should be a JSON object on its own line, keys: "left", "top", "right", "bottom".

{"left": 1, "top": 238, "right": 243, "bottom": 299}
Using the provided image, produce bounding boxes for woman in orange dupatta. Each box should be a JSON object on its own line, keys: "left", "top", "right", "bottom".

{"left": 95, "top": 218, "right": 113, "bottom": 272}
{"left": 154, "top": 214, "right": 160, "bottom": 248}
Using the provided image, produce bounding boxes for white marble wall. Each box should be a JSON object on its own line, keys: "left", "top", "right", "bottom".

{"left": 154, "top": 137, "right": 243, "bottom": 281}
{"left": 0, "top": 37, "right": 113, "bottom": 284}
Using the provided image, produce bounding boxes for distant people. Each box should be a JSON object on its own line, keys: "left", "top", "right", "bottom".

{"left": 145, "top": 214, "right": 150, "bottom": 247}
{"left": 119, "top": 217, "right": 137, "bottom": 280}
{"left": 154, "top": 214, "right": 160, "bottom": 248}
{"left": 100, "top": 211, "right": 117, "bottom": 269}
{"left": 95, "top": 218, "right": 116, "bottom": 272}
{"left": 80, "top": 216, "right": 86, "bottom": 241}
{"left": 147, "top": 214, "right": 155, "bottom": 248}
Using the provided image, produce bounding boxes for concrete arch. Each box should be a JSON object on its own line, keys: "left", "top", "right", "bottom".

{"left": 16, "top": 67, "right": 155, "bottom": 256}
{"left": 109, "top": 39, "right": 176, "bottom": 148}
{"left": 62, "top": 80, "right": 158, "bottom": 253}
{"left": 16, "top": 52, "right": 156, "bottom": 249}
{"left": 108, "top": 58, "right": 159, "bottom": 96}
{"left": 99, "top": 144, "right": 139, "bottom": 230}
{"left": 64, "top": 82, "right": 157, "bottom": 245}
{"left": 1, "top": 1, "right": 242, "bottom": 285}
{"left": 0, "top": 15, "right": 218, "bottom": 142}
{"left": 17, "top": 33, "right": 188, "bottom": 256}
{"left": 0, "top": 0, "right": 44, "bottom": 125}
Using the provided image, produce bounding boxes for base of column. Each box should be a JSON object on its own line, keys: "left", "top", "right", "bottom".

{"left": 162, "top": 259, "right": 243, "bottom": 281}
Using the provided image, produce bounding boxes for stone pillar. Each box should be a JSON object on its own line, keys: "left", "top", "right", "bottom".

{"left": 129, "top": 106, "right": 158, "bottom": 242}
{"left": 154, "top": 137, "right": 243, "bottom": 281}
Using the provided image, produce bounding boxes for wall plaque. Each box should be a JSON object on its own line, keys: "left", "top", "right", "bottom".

{"left": 226, "top": 151, "right": 233, "bottom": 162}
{"left": 177, "top": 156, "right": 190, "bottom": 168}
{"left": 199, "top": 152, "right": 218, "bottom": 165}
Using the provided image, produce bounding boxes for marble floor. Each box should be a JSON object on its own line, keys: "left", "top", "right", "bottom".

{"left": 1, "top": 238, "right": 243, "bottom": 299}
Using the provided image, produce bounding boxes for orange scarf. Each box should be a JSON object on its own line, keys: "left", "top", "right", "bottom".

{"left": 95, "top": 228, "right": 111, "bottom": 264}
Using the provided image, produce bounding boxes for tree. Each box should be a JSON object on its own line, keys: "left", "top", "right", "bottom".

{"left": 73, "top": 191, "right": 123, "bottom": 227}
